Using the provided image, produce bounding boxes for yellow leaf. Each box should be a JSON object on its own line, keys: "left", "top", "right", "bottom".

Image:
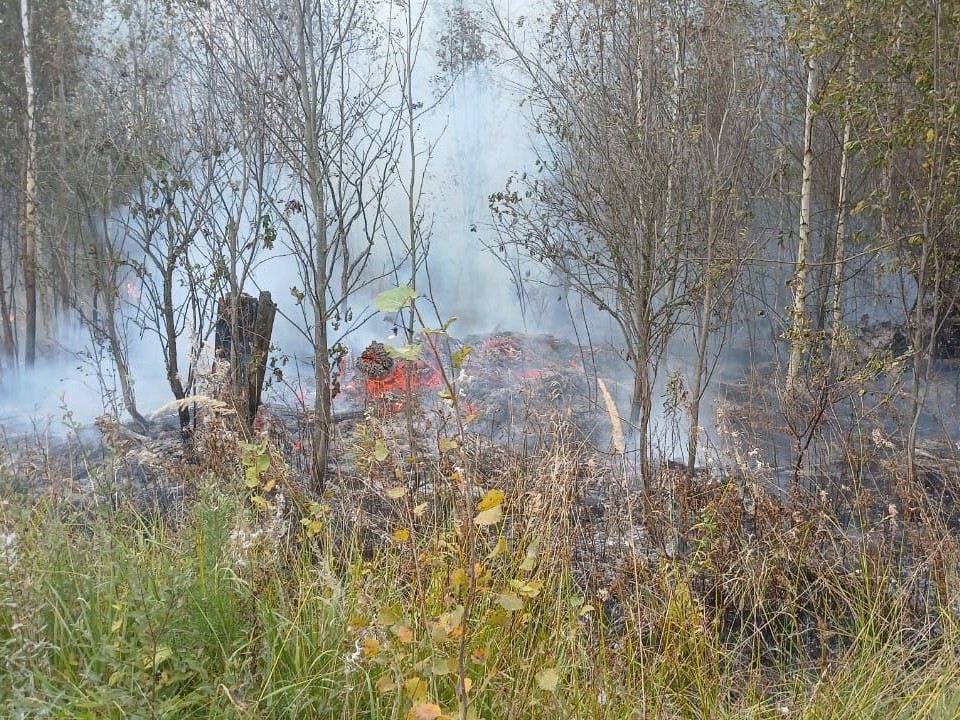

{"left": 473, "top": 505, "right": 503, "bottom": 527}
{"left": 535, "top": 667, "right": 560, "bottom": 692}
{"left": 387, "top": 485, "right": 408, "bottom": 499}
{"left": 409, "top": 703, "right": 443, "bottom": 720}
{"left": 394, "top": 625, "right": 414, "bottom": 644}
{"left": 451, "top": 567, "right": 468, "bottom": 587}
{"left": 142, "top": 644, "right": 173, "bottom": 670}
{"left": 439, "top": 605, "right": 464, "bottom": 634}
{"left": 519, "top": 538, "right": 540, "bottom": 573}
{"left": 376, "top": 674, "right": 397, "bottom": 693}
{"left": 249, "top": 494, "right": 270, "bottom": 510}
{"left": 429, "top": 621, "right": 448, "bottom": 644}
{"left": 476, "top": 488, "right": 504, "bottom": 511}
{"left": 379, "top": 604, "right": 403, "bottom": 626}
{"left": 510, "top": 578, "right": 543, "bottom": 598}
{"left": 413, "top": 502, "right": 429, "bottom": 517}
{"left": 404, "top": 676, "right": 428, "bottom": 702}
{"left": 486, "top": 609, "right": 511, "bottom": 627}
{"left": 926, "top": 128, "right": 935, "bottom": 143}
{"left": 487, "top": 536, "right": 508, "bottom": 560}
{"left": 393, "top": 528, "right": 411, "bottom": 543}
{"left": 362, "top": 635, "right": 380, "bottom": 658}
{"left": 462, "top": 676, "right": 473, "bottom": 693}
{"left": 348, "top": 615, "right": 369, "bottom": 630}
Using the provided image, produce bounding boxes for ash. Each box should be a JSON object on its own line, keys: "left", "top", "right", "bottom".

{"left": 3, "top": 330, "right": 960, "bottom": 645}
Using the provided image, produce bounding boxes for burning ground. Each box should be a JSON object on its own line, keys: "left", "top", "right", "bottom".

{"left": 2, "top": 328, "right": 960, "bottom": 718}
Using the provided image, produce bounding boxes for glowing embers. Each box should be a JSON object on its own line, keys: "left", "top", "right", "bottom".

{"left": 356, "top": 341, "right": 441, "bottom": 411}
{"left": 478, "top": 335, "right": 523, "bottom": 361}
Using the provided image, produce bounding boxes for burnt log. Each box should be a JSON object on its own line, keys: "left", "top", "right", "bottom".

{"left": 215, "top": 291, "right": 277, "bottom": 428}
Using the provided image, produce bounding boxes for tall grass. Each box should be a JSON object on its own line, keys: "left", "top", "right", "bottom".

{"left": 1, "top": 439, "right": 959, "bottom": 719}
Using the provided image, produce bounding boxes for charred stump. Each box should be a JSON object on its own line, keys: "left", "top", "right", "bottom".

{"left": 215, "top": 291, "right": 277, "bottom": 428}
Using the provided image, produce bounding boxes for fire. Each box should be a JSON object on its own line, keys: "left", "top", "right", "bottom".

{"left": 354, "top": 340, "right": 442, "bottom": 412}
{"left": 123, "top": 281, "right": 139, "bottom": 300}
{"left": 481, "top": 336, "right": 522, "bottom": 360}
{"left": 364, "top": 360, "right": 441, "bottom": 400}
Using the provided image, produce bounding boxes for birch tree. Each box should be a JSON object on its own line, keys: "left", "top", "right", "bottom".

{"left": 19, "top": 0, "right": 38, "bottom": 367}
{"left": 784, "top": 27, "right": 818, "bottom": 397}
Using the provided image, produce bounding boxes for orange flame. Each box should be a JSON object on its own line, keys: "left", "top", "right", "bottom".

{"left": 365, "top": 361, "right": 441, "bottom": 406}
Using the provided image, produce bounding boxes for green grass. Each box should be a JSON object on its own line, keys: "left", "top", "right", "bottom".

{"left": 0, "top": 480, "right": 959, "bottom": 719}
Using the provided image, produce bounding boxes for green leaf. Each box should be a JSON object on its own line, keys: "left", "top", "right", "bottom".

{"left": 374, "top": 439, "right": 389, "bottom": 462}
{"left": 378, "top": 604, "right": 404, "bottom": 626}
{"left": 143, "top": 644, "right": 174, "bottom": 670}
{"left": 256, "top": 453, "right": 270, "bottom": 473}
{"left": 452, "top": 345, "right": 472, "bottom": 369}
{"left": 422, "top": 316, "right": 458, "bottom": 335}
{"left": 497, "top": 591, "right": 523, "bottom": 612}
{"left": 385, "top": 343, "right": 422, "bottom": 361}
{"left": 375, "top": 286, "right": 417, "bottom": 312}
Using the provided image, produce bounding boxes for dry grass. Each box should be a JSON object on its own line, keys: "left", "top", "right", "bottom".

{"left": 1, "top": 395, "right": 959, "bottom": 718}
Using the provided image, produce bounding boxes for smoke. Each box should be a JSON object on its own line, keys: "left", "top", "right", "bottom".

{"left": 0, "top": 0, "right": 706, "bottom": 466}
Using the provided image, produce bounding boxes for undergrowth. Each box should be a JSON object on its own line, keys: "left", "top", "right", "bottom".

{"left": 1, "top": 440, "right": 960, "bottom": 720}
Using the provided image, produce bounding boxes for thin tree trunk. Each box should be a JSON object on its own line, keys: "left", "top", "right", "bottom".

{"left": 310, "top": 226, "right": 331, "bottom": 493}
{"left": 629, "top": 1, "right": 655, "bottom": 488}
{"left": 688, "top": 199, "right": 716, "bottom": 475}
{"left": 0, "top": 197, "right": 16, "bottom": 364}
{"left": 786, "top": 52, "right": 817, "bottom": 396}
{"left": 296, "top": 10, "right": 332, "bottom": 492}
{"left": 20, "top": 0, "right": 38, "bottom": 368}
{"left": 107, "top": 317, "right": 150, "bottom": 431}
{"left": 403, "top": 2, "right": 420, "bottom": 475}
{"left": 829, "top": 118, "right": 851, "bottom": 364}
{"left": 162, "top": 262, "right": 190, "bottom": 430}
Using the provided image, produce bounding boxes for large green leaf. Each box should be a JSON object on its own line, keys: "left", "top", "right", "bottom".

{"left": 385, "top": 343, "right": 422, "bottom": 361}
{"left": 375, "top": 286, "right": 417, "bottom": 313}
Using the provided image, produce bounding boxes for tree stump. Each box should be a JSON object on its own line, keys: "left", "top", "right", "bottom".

{"left": 215, "top": 291, "right": 277, "bottom": 428}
